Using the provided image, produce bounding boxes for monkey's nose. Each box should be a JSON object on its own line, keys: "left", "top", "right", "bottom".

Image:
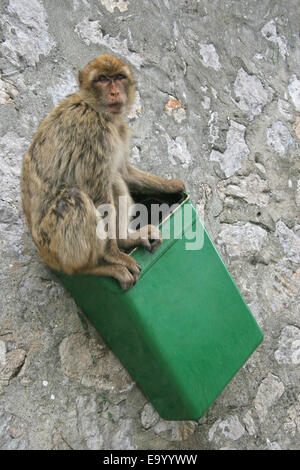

{"left": 110, "top": 88, "right": 120, "bottom": 97}
{"left": 109, "top": 82, "right": 120, "bottom": 96}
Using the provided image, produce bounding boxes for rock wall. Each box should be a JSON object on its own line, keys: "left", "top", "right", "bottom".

{"left": 0, "top": 0, "right": 299, "bottom": 450}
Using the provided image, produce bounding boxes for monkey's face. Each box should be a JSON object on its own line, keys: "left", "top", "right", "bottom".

{"left": 95, "top": 74, "right": 128, "bottom": 114}
{"left": 79, "top": 55, "right": 135, "bottom": 115}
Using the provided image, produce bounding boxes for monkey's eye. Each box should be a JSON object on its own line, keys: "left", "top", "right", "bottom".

{"left": 96, "top": 75, "right": 109, "bottom": 83}
{"left": 114, "top": 74, "right": 127, "bottom": 81}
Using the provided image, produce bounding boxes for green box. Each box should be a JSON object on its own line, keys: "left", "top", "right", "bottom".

{"left": 54, "top": 194, "right": 263, "bottom": 420}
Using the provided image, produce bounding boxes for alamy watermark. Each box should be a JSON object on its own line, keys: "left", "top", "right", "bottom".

{"left": 95, "top": 196, "right": 204, "bottom": 250}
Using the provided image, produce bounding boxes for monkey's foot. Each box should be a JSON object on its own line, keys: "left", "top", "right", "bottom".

{"left": 75, "top": 263, "right": 138, "bottom": 290}
{"left": 115, "top": 265, "right": 136, "bottom": 291}
{"left": 104, "top": 251, "right": 141, "bottom": 286}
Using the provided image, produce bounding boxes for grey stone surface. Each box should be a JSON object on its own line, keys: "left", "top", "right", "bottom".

{"left": 0, "top": 0, "right": 299, "bottom": 450}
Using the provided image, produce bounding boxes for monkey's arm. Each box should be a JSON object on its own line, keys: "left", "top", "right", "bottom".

{"left": 125, "top": 165, "right": 185, "bottom": 194}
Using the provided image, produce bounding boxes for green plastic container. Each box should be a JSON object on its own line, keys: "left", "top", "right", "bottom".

{"left": 54, "top": 193, "right": 263, "bottom": 420}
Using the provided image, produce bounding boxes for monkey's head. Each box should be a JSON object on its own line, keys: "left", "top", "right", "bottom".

{"left": 78, "top": 55, "right": 135, "bottom": 116}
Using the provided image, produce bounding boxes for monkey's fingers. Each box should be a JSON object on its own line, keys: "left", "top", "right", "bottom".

{"left": 131, "top": 269, "right": 140, "bottom": 285}
{"left": 148, "top": 238, "right": 162, "bottom": 253}
{"left": 116, "top": 266, "right": 135, "bottom": 291}
{"left": 137, "top": 224, "right": 162, "bottom": 253}
{"left": 140, "top": 239, "right": 152, "bottom": 252}
{"left": 140, "top": 237, "right": 161, "bottom": 253}
{"left": 118, "top": 252, "right": 141, "bottom": 283}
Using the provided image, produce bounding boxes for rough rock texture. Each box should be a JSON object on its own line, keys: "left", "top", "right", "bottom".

{"left": 0, "top": 0, "right": 299, "bottom": 450}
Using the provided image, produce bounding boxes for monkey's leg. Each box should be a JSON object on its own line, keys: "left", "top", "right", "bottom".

{"left": 35, "top": 187, "right": 141, "bottom": 288}
{"left": 126, "top": 165, "right": 185, "bottom": 194}
{"left": 34, "top": 187, "right": 99, "bottom": 273}
{"left": 94, "top": 187, "right": 142, "bottom": 283}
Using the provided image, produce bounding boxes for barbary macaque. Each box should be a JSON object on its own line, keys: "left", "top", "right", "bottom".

{"left": 21, "top": 54, "right": 185, "bottom": 290}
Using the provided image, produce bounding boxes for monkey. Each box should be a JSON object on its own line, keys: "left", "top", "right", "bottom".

{"left": 21, "top": 54, "right": 185, "bottom": 290}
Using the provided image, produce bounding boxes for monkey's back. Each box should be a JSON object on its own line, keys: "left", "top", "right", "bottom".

{"left": 21, "top": 93, "right": 118, "bottom": 232}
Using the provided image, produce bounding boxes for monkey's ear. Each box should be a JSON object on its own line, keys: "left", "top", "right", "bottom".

{"left": 78, "top": 70, "right": 83, "bottom": 87}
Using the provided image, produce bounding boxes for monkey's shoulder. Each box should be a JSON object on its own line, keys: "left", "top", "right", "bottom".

{"left": 30, "top": 95, "right": 104, "bottom": 147}
{"left": 47, "top": 94, "right": 99, "bottom": 128}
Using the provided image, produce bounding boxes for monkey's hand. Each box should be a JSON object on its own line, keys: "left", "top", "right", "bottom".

{"left": 137, "top": 224, "right": 162, "bottom": 254}
{"left": 167, "top": 178, "right": 186, "bottom": 193}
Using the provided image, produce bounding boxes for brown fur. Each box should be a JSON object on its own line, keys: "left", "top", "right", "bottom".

{"left": 21, "top": 55, "right": 185, "bottom": 290}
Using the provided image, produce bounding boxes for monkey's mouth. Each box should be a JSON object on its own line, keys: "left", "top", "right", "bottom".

{"left": 107, "top": 102, "right": 125, "bottom": 112}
